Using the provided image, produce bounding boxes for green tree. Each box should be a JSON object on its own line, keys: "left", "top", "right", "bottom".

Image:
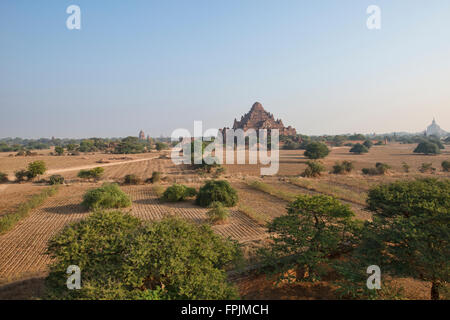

{"left": 27, "top": 161, "right": 47, "bottom": 180}
{"left": 155, "top": 142, "right": 168, "bottom": 151}
{"left": 45, "top": 212, "right": 241, "bottom": 300}
{"left": 161, "top": 184, "right": 197, "bottom": 202}
{"left": 54, "top": 146, "right": 64, "bottom": 156}
{"left": 441, "top": 160, "right": 450, "bottom": 172}
{"left": 304, "top": 142, "right": 330, "bottom": 159}
{"left": 414, "top": 141, "right": 440, "bottom": 155}
{"left": 260, "top": 194, "right": 357, "bottom": 282}
{"left": 350, "top": 143, "right": 369, "bottom": 155}
{"left": 77, "top": 167, "right": 104, "bottom": 181}
{"left": 364, "top": 179, "right": 450, "bottom": 300}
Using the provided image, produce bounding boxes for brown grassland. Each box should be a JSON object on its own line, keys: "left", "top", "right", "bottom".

{"left": 0, "top": 143, "right": 448, "bottom": 299}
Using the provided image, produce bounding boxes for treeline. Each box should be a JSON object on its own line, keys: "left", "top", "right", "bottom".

{"left": 0, "top": 137, "right": 171, "bottom": 154}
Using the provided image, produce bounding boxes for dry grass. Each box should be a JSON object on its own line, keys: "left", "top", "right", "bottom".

{"left": 288, "top": 177, "right": 367, "bottom": 206}
{"left": 238, "top": 203, "right": 271, "bottom": 226}
{"left": 246, "top": 179, "right": 297, "bottom": 202}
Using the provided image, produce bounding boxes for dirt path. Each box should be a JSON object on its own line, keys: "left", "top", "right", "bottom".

{"left": 0, "top": 185, "right": 7, "bottom": 193}
{"left": 45, "top": 155, "right": 160, "bottom": 175}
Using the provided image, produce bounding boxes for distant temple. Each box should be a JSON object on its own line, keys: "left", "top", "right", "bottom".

{"left": 221, "top": 102, "right": 297, "bottom": 136}
{"left": 138, "top": 130, "right": 145, "bottom": 140}
{"left": 425, "top": 118, "right": 447, "bottom": 137}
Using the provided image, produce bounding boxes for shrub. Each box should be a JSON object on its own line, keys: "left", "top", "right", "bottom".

{"left": 363, "top": 140, "right": 373, "bottom": 149}
{"left": 15, "top": 169, "right": 28, "bottom": 182}
{"left": 49, "top": 175, "right": 64, "bottom": 185}
{"left": 206, "top": 202, "right": 230, "bottom": 224}
{"left": 155, "top": 142, "right": 168, "bottom": 151}
{"left": 332, "top": 161, "right": 354, "bottom": 174}
{"left": 196, "top": 180, "right": 238, "bottom": 207}
{"left": 401, "top": 162, "right": 410, "bottom": 173}
{"left": 45, "top": 212, "right": 241, "bottom": 300}
{"left": 362, "top": 163, "right": 391, "bottom": 175}
{"left": 414, "top": 141, "right": 440, "bottom": 155}
{"left": 442, "top": 160, "right": 450, "bottom": 172}
{"left": 27, "top": 160, "right": 47, "bottom": 180}
{"left": 419, "top": 163, "right": 436, "bottom": 174}
{"left": 77, "top": 167, "right": 104, "bottom": 181}
{"left": 123, "top": 174, "right": 141, "bottom": 185}
{"left": 82, "top": 183, "right": 132, "bottom": 210}
{"left": 150, "top": 171, "right": 161, "bottom": 183}
{"left": 349, "top": 143, "right": 369, "bottom": 154}
{"left": 304, "top": 142, "right": 330, "bottom": 159}
{"left": 161, "top": 184, "right": 197, "bottom": 202}
{"left": 302, "top": 161, "right": 325, "bottom": 177}
{"left": 0, "top": 172, "right": 8, "bottom": 183}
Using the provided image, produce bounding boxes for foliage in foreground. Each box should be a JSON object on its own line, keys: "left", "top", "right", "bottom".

{"left": 196, "top": 180, "right": 238, "bottom": 207}
{"left": 260, "top": 194, "right": 358, "bottom": 283}
{"left": 82, "top": 183, "right": 131, "bottom": 210}
{"left": 347, "top": 178, "right": 450, "bottom": 300}
{"left": 45, "top": 212, "right": 242, "bottom": 300}
{"left": 0, "top": 186, "right": 59, "bottom": 234}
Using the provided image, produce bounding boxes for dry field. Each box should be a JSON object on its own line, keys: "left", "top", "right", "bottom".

{"left": 0, "top": 143, "right": 448, "bottom": 298}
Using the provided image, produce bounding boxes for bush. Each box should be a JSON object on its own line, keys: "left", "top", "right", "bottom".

{"left": 196, "top": 180, "right": 238, "bottom": 207}
{"left": 77, "top": 167, "right": 104, "bottom": 181}
{"left": 82, "top": 183, "right": 132, "bottom": 210}
{"left": 49, "top": 175, "right": 64, "bottom": 185}
{"left": 363, "top": 140, "right": 373, "bottom": 149}
{"left": 15, "top": 169, "right": 28, "bottom": 182}
{"left": 442, "top": 160, "right": 450, "bottom": 172}
{"left": 27, "top": 160, "right": 47, "bottom": 180}
{"left": 349, "top": 143, "right": 369, "bottom": 154}
{"left": 123, "top": 174, "right": 141, "bottom": 185}
{"left": 401, "top": 162, "right": 410, "bottom": 173}
{"left": 0, "top": 172, "right": 8, "bottom": 183}
{"left": 150, "top": 171, "right": 161, "bottom": 183}
{"left": 45, "top": 212, "right": 241, "bottom": 300}
{"left": 419, "top": 163, "right": 436, "bottom": 174}
{"left": 332, "top": 161, "right": 354, "bottom": 174}
{"left": 302, "top": 161, "right": 325, "bottom": 177}
{"left": 206, "top": 202, "right": 230, "bottom": 223}
{"left": 304, "top": 142, "right": 330, "bottom": 159}
{"left": 161, "top": 184, "right": 197, "bottom": 202}
{"left": 414, "top": 141, "right": 440, "bottom": 155}
{"left": 155, "top": 142, "right": 168, "bottom": 151}
{"left": 362, "top": 162, "right": 391, "bottom": 175}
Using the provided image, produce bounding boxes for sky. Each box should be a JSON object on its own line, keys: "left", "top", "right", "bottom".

{"left": 1, "top": 0, "right": 449, "bottom": 138}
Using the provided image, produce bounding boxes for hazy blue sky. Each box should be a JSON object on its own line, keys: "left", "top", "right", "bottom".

{"left": 1, "top": 0, "right": 449, "bottom": 138}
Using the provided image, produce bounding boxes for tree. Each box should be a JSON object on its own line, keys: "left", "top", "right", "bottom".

{"left": 123, "top": 174, "right": 141, "bottom": 185}
{"left": 365, "top": 179, "right": 450, "bottom": 300}
{"left": 113, "top": 137, "right": 146, "bottom": 154}
{"left": 414, "top": 141, "right": 440, "bottom": 155}
{"left": 349, "top": 143, "right": 369, "bottom": 155}
{"left": 332, "top": 161, "right": 354, "bottom": 174}
{"left": 27, "top": 161, "right": 47, "bottom": 180}
{"left": 45, "top": 212, "right": 241, "bottom": 299}
{"left": 304, "top": 142, "right": 330, "bottom": 159}
{"left": 82, "top": 183, "right": 132, "bottom": 210}
{"left": 77, "top": 167, "right": 104, "bottom": 181}
{"left": 196, "top": 180, "right": 238, "bottom": 207}
{"left": 54, "top": 146, "right": 64, "bottom": 156}
{"left": 260, "top": 194, "right": 357, "bottom": 282}
{"left": 49, "top": 175, "right": 64, "bottom": 185}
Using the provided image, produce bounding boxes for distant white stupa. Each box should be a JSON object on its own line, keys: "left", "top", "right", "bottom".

{"left": 425, "top": 118, "right": 447, "bottom": 137}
